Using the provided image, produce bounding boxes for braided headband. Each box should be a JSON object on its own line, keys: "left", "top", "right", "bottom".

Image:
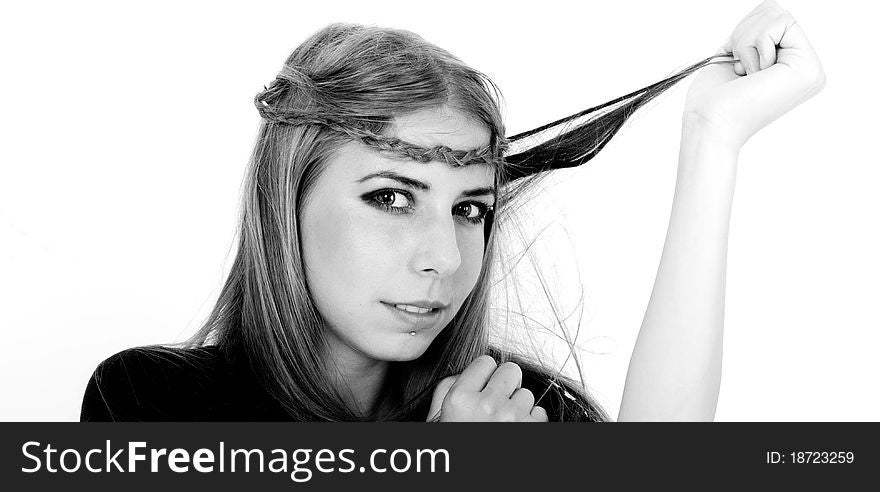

{"left": 254, "top": 52, "right": 733, "bottom": 175}
{"left": 254, "top": 70, "right": 508, "bottom": 168}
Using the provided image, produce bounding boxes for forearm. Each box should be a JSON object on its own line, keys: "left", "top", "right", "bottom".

{"left": 617, "top": 115, "right": 740, "bottom": 421}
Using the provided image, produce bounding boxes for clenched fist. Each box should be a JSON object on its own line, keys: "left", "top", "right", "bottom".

{"left": 684, "top": 0, "right": 826, "bottom": 149}
{"left": 426, "top": 355, "right": 549, "bottom": 422}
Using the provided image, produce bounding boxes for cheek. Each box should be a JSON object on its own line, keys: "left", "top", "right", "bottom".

{"left": 301, "top": 195, "right": 487, "bottom": 324}
{"left": 300, "top": 200, "right": 397, "bottom": 316}
{"left": 452, "top": 228, "right": 486, "bottom": 298}
{"left": 301, "top": 207, "right": 378, "bottom": 297}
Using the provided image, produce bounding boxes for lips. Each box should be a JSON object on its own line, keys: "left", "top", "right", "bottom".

{"left": 380, "top": 301, "right": 448, "bottom": 326}
{"left": 385, "top": 299, "right": 450, "bottom": 310}
{"left": 392, "top": 304, "right": 435, "bottom": 314}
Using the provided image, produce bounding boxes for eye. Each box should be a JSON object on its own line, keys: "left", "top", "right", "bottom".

{"left": 453, "top": 202, "right": 492, "bottom": 225}
{"left": 364, "top": 189, "right": 414, "bottom": 214}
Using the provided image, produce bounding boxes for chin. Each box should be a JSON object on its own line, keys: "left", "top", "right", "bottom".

{"left": 362, "top": 334, "right": 434, "bottom": 362}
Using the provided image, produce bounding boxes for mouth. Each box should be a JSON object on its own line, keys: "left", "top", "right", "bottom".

{"left": 380, "top": 301, "right": 447, "bottom": 326}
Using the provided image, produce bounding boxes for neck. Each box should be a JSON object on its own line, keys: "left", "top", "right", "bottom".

{"left": 326, "top": 345, "right": 391, "bottom": 419}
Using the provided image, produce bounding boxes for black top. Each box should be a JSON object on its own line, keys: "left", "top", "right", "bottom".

{"left": 80, "top": 344, "right": 600, "bottom": 422}
{"left": 81, "top": 344, "right": 292, "bottom": 421}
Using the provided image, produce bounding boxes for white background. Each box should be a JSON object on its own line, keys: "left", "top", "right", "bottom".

{"left": 1, "top": 0, "right": 876, "bottom": 421}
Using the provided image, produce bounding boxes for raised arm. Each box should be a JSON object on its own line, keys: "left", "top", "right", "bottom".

{"left": 618, "top": 0, "right": 826, "bottom": 421}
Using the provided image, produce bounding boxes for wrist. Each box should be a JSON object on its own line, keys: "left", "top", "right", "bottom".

{"left": 676, "top": 116, "right": 740, "bottom": 193}
{"left": 681, "top": 111, "right": 745, "bottom": 156}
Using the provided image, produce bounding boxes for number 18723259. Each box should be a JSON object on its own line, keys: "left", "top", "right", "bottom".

{"left": 766, "top": 451, "right": 855, "bottom": 464}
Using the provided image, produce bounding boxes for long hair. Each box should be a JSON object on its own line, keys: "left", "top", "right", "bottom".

{"left": 159, "top": 23, "right": 732, "bottom": 421}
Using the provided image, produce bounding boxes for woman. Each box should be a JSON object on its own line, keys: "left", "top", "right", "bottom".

{"left": 80, "top": 0, "right": 826, "bottom": 422}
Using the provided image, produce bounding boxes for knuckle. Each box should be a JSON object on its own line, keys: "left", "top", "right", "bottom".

{"left": 443, "top": 388, "right": 471, "bottom": 409}
{"left": 757, "top": 35, "right": 774, "bottom": 50}
{"left": 779, "top": 12, "right": 797, "bottom": 28}
{"left": 756, "top": 0, "right": 782, "bottom": 16}
{"left": 478, "top": 397, "right": 498, "bottom": 416}
{"left": 498, "top": 410, "right": 519, "bottom": 422}
{"left": 432, "top": 378, "right": 455, "bottom": 399}
{"left": 438, "top": 375, "right": 457, "bottom": 387}
{"left": 767, "top": 4, "right": 785, "bottom": 16}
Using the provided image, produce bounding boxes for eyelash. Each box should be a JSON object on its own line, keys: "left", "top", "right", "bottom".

{"left": 363, "top": 188, "right": 493, "bottom": 225}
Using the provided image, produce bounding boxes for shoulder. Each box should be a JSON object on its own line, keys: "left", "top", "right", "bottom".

{"left": 80, "top": 345, "right": 230, "bottom": 421}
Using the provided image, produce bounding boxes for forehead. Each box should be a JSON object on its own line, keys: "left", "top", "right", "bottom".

{"left": 386, "top": 106, "right": 491, "bottom": 150}
{"left": 322, "top": 106, "right": 495, "bottom": 185}
{"left": 329, "top": 140, "right": 495, "bottom": 187}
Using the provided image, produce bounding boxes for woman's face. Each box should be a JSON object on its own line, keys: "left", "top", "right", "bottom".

{"left": 300, "top": 107, "right": 494, "bottom": 366}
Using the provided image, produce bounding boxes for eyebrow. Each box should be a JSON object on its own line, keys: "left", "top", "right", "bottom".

{"left": 356, "top": 170, "right": 496, "bottom": 198}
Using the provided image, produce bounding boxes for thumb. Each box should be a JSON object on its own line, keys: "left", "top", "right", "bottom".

{"left": 426, "top": 375, "right": 458, "bottom": 422}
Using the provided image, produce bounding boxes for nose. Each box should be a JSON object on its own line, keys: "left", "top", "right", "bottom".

{"left": 411, "top": 214, "right": 462, "bottom": 278}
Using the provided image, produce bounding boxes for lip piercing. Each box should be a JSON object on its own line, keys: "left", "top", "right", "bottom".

{"left": 409, "top": 331, "right": 416, "bottom": 336}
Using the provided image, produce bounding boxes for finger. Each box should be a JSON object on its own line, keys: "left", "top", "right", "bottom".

{"left": 720, "top": 34, "right": 733, "bottom": 55}
{"left": 773, "top": 13, "right": 819, "bottom": 67}
{"left": 427, "top": 375, "right": 457, "bottom": 422}
{"left": 755, "top": 34, "right": 777, "bottom": 70}
{"left": 770, "top": 12, "right": 824, "bottom": 85}
{"left": 451, "top": 355, "right": 497, "bottom": 392}
{"left": 483, "top": 361, "right": 522, "bottom": 398}
{"left": 734, "top": 44, "right": 760, "bottom": 75}
{"left": 510, "top": 387, "right": 535, "bottom": 412}
{"left": 773, "top": 10, "right": 808, "bottom": 51}
{"left": 523, "top": 405, "right": 549, "bottom": 422}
